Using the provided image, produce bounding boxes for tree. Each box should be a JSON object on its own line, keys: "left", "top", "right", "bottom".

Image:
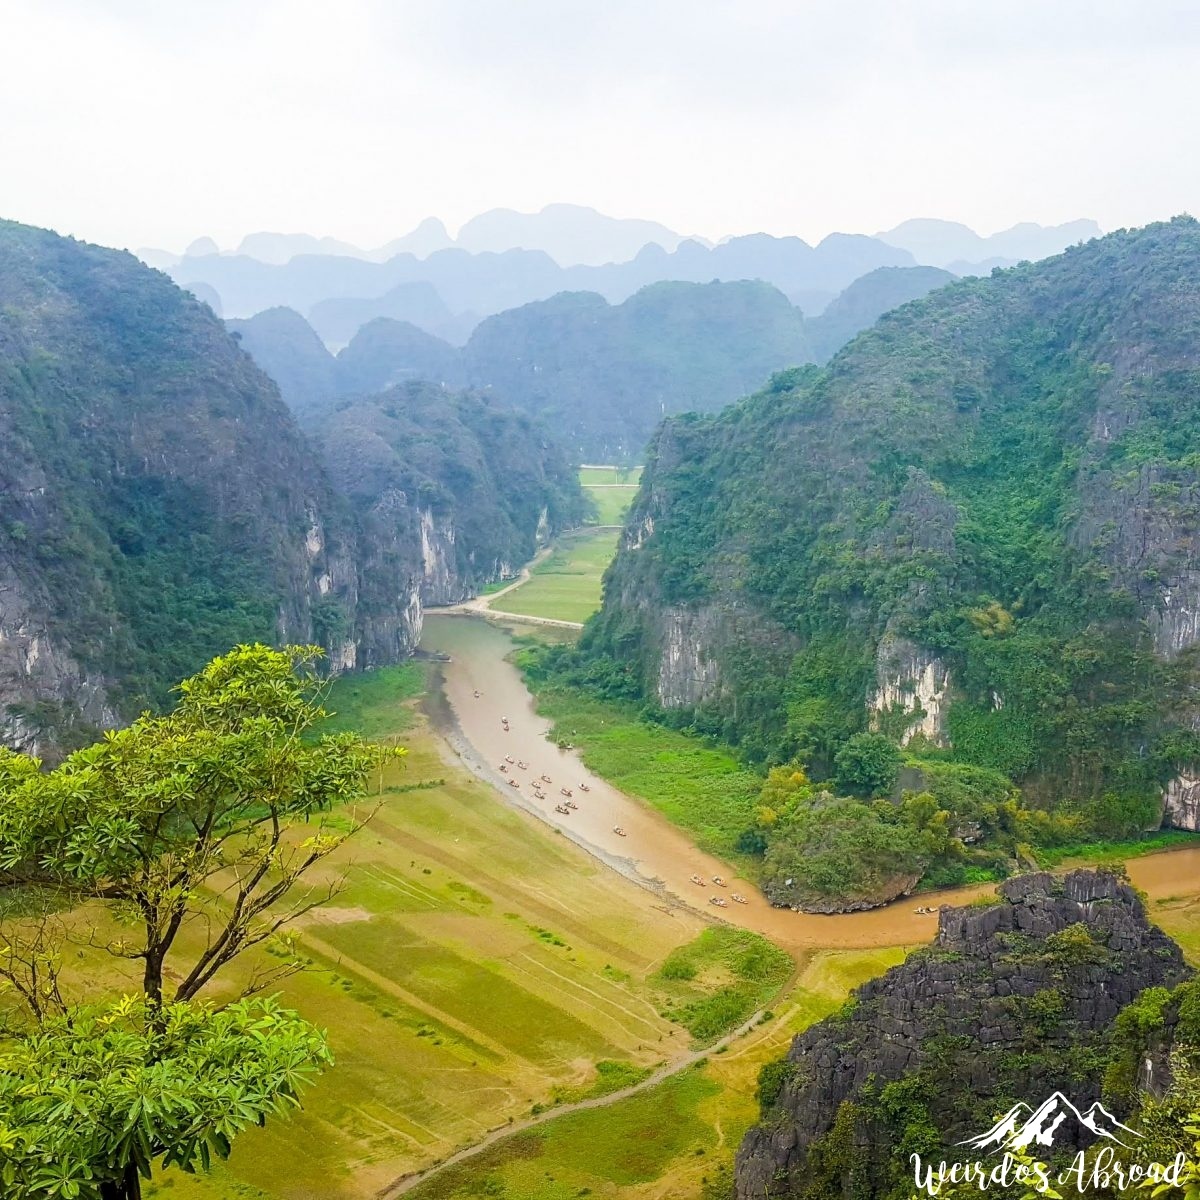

{"left": 833, "top": 731, "right": 902, "bottom": 798}
{"left": 0, "top": 645, "right": 398, "bottom": 1199}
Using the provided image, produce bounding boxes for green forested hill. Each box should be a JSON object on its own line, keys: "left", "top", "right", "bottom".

{"left": 226, "top": 305, "right": 340, "bottom": 420}
{"left": 230, "top": 281, "right": 817, "bottom": 462}
{"left": 0, "top": 220, "right": 359, "bottom": 748}
{"left": 463, "top": 280, "right": 812, "bottom": 460}
{"left": 310, "top": 382, "right": 587, "bottom": 603}
{"left": 583, "top": 218, "right": 1200, "bottom": 834}
{"left": 0, "top": 220, "right": 587, "bottom": 755}
{"left": 805, "top": 264, "right": 955, "bottom": 361}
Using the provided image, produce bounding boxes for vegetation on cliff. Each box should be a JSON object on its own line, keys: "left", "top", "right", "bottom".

{"left": 735, "top": 870, "right": 1193, "bottom": 1199}
{"left": 583, "top": 220, "right": 1200, "bottom": 861}
{"left": 0, "top": 220, "right": 356, "bottom": 739}
{"left": 310, "top": 382, "right": 586, "bottom": 603}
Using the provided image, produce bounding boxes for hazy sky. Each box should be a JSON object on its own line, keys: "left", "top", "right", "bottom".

{"left": 3, "top": 0, "right": 1198, "bottom": 253}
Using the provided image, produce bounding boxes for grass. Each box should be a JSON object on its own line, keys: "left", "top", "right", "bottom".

{"left": 118, "top": 676, "right": 712, "bottom": 1199}
{"left": 318, "top": 663, "right": 425, "bottom": 738}
{"left": 653, "top": 927, "right": 794, "bottom": 1044}
{"left": 579, "top": 464, "right": 641, "bottom": 526}
{"left": 1036, "top": 828, "right": 1200, "bottom": 867}
{"left": 585, "top": 485, "right": 638, "bottom": 525}
{"left": 578, "top": 466, "right": 643, "bottom": 486}
{"left": 489, "top": 528, "right": 619, "bottom": 624}
{"left": 405, "top": 946, "right": 908, "bottom": 1200}
{"left": 516, "top": 667, "right": 764, "bottom": 865}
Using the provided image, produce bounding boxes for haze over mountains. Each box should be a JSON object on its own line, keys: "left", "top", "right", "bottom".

{"left": 152, "top": 206, "right": 1103, "bottom": 351}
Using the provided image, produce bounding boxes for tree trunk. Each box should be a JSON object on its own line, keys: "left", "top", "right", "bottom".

{"left": 100, "top": 1162, "right": 143, "bottom": 1200}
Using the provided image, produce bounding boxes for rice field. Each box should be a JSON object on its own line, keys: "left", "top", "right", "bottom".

{"left": 139, "top": 675, "right": 717, "bottom": 1200}
{"left": 405, "top": 946, "right": 910, "bottom": 1200}
{"left": 580, "top": 464, "right": 642, "bottom": 527}
{"left": 489, "top": 527, "right": 619, "bottom": 624}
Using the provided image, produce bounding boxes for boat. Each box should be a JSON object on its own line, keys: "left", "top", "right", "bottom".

{"left": 505, "top": 755, "right": 514, "bottom": 764}
{"left": 579, "top": 783, "right": 590, "bottom": 792}
{"left": 712, "top": 876, "right": 727, "bottom": 887}
{"left": 709, "top": 896, "right": 727, "bottom": 908}
{"left": 732, "top": 894, "right": 748, "bottom": 905}
{"left": 613, "top": 826, "right": 626, "bottom": 837}
{"left": 508, "top": 779, "right": 519, "bottom": 788}
{"left": 690, "top": 874, "right": 704, "bottom": 886}
{"left": 499, "top": 764, "right": 508, "bottom": 773}
{"left": 565, "top": 800, "right": 577, "bottom": 810}
{"left": 555, "top": 804, "right": 570, "bottom": 815}
{"left": 517, "top": 761, "right": 528, "bottom": 770}
{"left": 560, "top": 787, "right": 572, "bottom": 797}
{"left": 540, "top": 774, "right": 551, "bottom": 783}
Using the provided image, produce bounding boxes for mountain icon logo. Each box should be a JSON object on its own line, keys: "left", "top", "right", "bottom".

{"left": 959, "top": 1093, "right": 1143, "bottom": 1153}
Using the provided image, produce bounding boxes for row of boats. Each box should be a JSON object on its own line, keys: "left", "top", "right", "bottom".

{"left": 487, "top": 704, "right": 738, "bottom": 893}
{"left": 690, "top": 873, "right": 749, "bottom": 906}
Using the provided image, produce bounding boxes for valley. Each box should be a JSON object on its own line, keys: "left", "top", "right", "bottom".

{"left": 134, "top": 603, "right": 1200, "bottom": 1200}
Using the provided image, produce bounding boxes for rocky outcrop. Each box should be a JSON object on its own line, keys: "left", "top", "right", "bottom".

{"left": 656, "top": 606, "right": 726, "bottom": 708}
{"left": 735, "top": 870, "right": 1191, "bottom": 1199}
{"left": 0, "top": 566, "right": 118, "bottom": 755}
{"left": 868, "top": 635, "right": 954, "bottom": 747}
{"left": 1163, "top": 770, "right": 1200, "bottom": 830}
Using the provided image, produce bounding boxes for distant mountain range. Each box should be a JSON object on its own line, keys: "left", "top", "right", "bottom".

{"left": 877, "top": 218, "right": 1103, "bottom": 271}
{"left": 151, "top": 208, "right": 1102, "bottom": 351}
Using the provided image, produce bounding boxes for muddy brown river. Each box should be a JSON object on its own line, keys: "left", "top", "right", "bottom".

{"left": 419, "top": 614, "right": 1200, "bottom": 954}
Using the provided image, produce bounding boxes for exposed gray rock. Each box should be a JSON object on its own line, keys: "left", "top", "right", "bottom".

{"left": 735, "top": 870, "right": 1191, "bottom": 1199}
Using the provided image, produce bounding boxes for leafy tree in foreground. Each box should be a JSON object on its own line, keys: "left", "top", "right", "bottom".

{"left": 0, "top": 644, "right": 397, "bottom": 1199}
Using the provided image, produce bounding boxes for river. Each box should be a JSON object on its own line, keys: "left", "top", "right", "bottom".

{"left": 419, "top": 613, "right": 1200, "bottom": 954}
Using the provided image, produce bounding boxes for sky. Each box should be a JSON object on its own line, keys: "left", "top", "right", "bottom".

{"left": 2, "top": 0, "right": 1198, "bottom": 253}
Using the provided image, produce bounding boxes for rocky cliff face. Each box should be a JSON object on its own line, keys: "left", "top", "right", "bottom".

{"left": 310, "top": 383, "right": 586, "bottom": 617}
{"left": 868, "top": 635, "right": 954, "bottom": 747}
{"left": 735, "top": 870, "right": 1191, "bottom": 1199}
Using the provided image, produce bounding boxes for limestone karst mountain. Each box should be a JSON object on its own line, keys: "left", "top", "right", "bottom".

{"left": 582, "top": 218, "right": 1200, "bottom": 828}
{"left": 0, "top": 219, "right": 583, "bottom": 754}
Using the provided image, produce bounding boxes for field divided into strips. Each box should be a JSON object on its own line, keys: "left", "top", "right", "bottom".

{"left": 580, "top": 464, "right": 642, "bottom": 527}
{"left": 144, "top": 670, "right": 710, "bottom": 1200}
{"left": 488, "top": 527, "right": 620, "bottom": 624}
{"left": 406, "top": 947, "right": 910, "bottom": 1200}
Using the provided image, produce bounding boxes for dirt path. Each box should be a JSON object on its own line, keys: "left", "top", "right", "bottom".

{"left": 425, "top": 546, "right": 587, "bottom": 630}
{"left": 375, "top": 999, "right": 777, "bottom": 1198}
